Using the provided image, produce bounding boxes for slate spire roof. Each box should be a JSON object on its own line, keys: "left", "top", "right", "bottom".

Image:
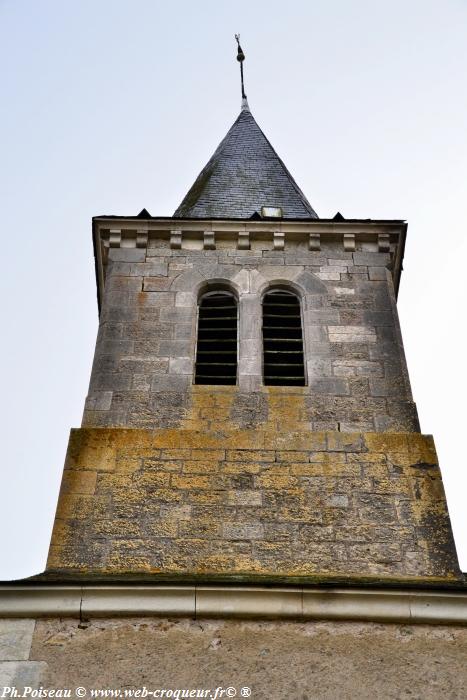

{"left": 174, "top": 101, "right": 318, "bottom": 220}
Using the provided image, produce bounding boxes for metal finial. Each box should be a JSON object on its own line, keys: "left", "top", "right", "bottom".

{"left": 235, "top": 34, "right": 247, "bottom": 101}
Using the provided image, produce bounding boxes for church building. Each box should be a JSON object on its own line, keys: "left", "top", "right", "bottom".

{"left": 1, "top": 41, "right": 466, "bottom": 698}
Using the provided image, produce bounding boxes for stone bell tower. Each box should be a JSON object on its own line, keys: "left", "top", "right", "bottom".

{"left": 43, "top": 105, "right": 460, "bottom": 585}
{"left": 4, "top": 43, "right": 466, "bottom": 699}
{"left": 45, "top": 48, "right": 460, "bottom": 585}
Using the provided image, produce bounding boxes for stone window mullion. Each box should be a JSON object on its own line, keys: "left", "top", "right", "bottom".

{"left": 238, "top": 293, "right": 263, "bottom": 391}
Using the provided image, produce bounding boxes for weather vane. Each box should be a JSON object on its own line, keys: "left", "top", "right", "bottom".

{"left": 235, "top": 34, "right": 246, "bottom": 100}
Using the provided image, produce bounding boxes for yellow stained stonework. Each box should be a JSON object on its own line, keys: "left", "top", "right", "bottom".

{"left": 46, "top": 423, "right": 461, "bottom": 583}
{"left": 188, "top": 385, "right": 314, "bottom": 433}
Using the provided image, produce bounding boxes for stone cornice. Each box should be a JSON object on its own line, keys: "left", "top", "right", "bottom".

{"left": 0, "top": 585, "right": 466, "bottom": 625}
{"left": 91, "top": 217, "right": 407, "bottom": 311}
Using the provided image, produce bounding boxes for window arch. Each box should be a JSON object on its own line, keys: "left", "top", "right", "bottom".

{"left": 194, "top": 290, "right": 238, "bottom": 385}
{"left": 262, "top": 288, "right": 305, "bottom": 386}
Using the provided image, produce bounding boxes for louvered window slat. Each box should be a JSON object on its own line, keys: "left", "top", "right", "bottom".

{"left": 262, "top": 290, "right": 305, "bottom": 386}
{"left": 195, "top": 292, "right": 238, "bottom": 385}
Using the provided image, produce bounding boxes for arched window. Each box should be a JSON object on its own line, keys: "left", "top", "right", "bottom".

{"left": 262, "top": 288, "right": 305, "bottom": 386}
{"left": 194, "top": 290, "right": 238, "bottom": 385}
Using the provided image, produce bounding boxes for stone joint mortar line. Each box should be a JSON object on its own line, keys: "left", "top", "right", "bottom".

{"left": 408, "top": 595, "right": 414, "bottom": 622}
{"left": 79, "top": 586, "right": 84, "bottom": 622}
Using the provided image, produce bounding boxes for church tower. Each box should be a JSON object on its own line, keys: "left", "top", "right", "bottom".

{"left": 3, "top": 40, "right": 467, "bottom": 698}
{"left": 46, "top": 45, "right": 460, "bottom": 587}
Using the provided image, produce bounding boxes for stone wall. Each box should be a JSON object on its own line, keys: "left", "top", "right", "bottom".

{"left": 3, "top": 613, "right": 466, "bottom": 698}
{"left": 29, "top": 617, "right": 467, "bottom": 699}
{"left": 46, "top": 427, "right": 460, "bottom": 581}
{"left": 83, "top": 236, "right": 418, "bottom": 432}
{"left": 0, "top": 619, "right": 46, "bottom": 689}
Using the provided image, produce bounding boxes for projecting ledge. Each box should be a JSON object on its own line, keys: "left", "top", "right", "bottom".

{"left": 0, "top": 586, "right": 466, "bottom": 625}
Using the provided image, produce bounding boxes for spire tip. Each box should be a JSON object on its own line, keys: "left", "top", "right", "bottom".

{"left": 234, "top": 34, "right": 247, "bottom": 101}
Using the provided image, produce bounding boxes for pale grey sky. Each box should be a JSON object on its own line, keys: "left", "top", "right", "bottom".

{"left": 1, "top": 0, "right": 466, "bottom": 579}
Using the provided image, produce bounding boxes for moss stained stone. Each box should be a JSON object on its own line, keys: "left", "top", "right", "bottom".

{"left": 46, "top": 425, "right": 462, "bottom": 583}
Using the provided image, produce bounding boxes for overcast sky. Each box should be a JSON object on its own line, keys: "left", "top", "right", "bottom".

{"left": 1, "top": 0, "right": 466, "bottom": 579}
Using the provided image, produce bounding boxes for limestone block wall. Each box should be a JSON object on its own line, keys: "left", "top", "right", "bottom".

{"left": 83, "top": 231, "right": 418, "bottom": 432}
{"left": 46, "top": 428, "right": 460, "bottom": 581}
{"left": 0, "top": 620, "right": 46, "bottom": 689}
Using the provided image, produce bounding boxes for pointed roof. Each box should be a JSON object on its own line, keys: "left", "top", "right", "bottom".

{"left": 174, "top": 102, "right": 318, "bottom": 219}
